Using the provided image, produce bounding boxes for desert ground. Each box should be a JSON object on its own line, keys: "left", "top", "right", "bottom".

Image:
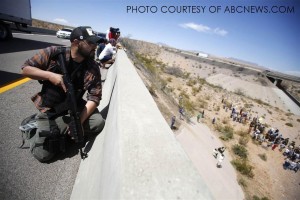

{"left": 122, "top": 38, "right": 300, "bottom": 200}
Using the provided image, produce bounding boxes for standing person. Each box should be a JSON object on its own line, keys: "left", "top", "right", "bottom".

{"left": 106, "top": 27, "right": 120, "bottom": 41}
{"left": 213, "top": 148, "right": 219, "bottom": 158}
{"left": 170, "top": 116, "right": 176, "bottom": 129}
{"left": 248, "top": 119, "right": 255, "bottom": 134}
{"left": 20, "top": 26, "right": 105, "bottom": 162}
{"left": 106, "top": 27, "right": 122, "bottom": 49}
{"left": 212, "top": 117, "right": 216, "bottom": 124}
{"left": 179, "top": 107, "right": 184, "bottom": 120}
{"left": 98, "top": 38, "right": 117, "bottom": 67}
{"left": 218, "top": 147, "right": 226, "bottom": 154}
{"left": 216, "top": 154, "right": 224, "bottom": 168}
{"left": 197, "top": 112, "right": 202, "bottom": 123}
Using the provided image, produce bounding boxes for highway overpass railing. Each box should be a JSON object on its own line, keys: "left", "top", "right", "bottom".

{"left": 70, "top": 50, "right": 213, "bottom": 199}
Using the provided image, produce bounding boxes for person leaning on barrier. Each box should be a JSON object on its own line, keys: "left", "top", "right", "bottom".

{"left": 21, "top": 26, "right": 105, "bottom": 162}
{"left": 98, "top": 38, "right": 117, "bottom": 67}
{"left": 96, "top": 37, "right": 108, "bottom": 59}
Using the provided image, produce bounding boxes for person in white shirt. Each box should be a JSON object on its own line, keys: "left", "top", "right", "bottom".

{"left": 217, "top": 153, "right": 224, "bottom": 168}
{"left": 98, "top": 38, "right": 117, "bottom": 67}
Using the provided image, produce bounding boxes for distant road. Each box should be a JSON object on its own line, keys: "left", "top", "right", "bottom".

{"left": 0, "top": 32, "right": 70, "bottom": 86}
{"left": 165, "top": 48, "right": 263, "bottom": 76}
{"left": 0, "top": 33, "right": 79, "bottom": 200}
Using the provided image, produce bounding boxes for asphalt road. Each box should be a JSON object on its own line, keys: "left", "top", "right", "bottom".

{"left": 0, "top": 33, "right": 80, "bottom": 200}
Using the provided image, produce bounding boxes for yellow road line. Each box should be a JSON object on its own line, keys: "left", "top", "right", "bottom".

{"left": 0, "top": 78, "right": 31, "bottom": 94}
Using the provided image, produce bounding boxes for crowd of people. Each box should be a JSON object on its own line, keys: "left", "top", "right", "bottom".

{"left": 249, "top": 119, "right": 300, "bottom": 172}
{"left": 220, "top": 98, "right": 300, "bottom": 172}
{"left": 231, "top": 103, "right": 299, "bottom": 173}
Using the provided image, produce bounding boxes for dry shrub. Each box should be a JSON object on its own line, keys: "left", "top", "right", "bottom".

{"left": 222, "top": 117, "right": 229, "bottom": 124}
{"left": 238, "top": 178, "right": 247, "bottom": 188}
{"left": 236, "top": 129, "right": 248, "bottom": 137}
{"left": 186, "top": 78, "right": 197, "bottom": 86}
{"left": 239, "top": 136, "right": 249, "bottom": 146}
{"left": 219, "top": 125, "right": 234, "bottom": 141}
{"left": 231, "top": 159, "right": 254, "bottom": 178}
{"left": 232, "top": 144, "right": 248, "bottom": 159}
{"left": 234, "top": 88, "right": 245, "bottom": 96}
{"left": 195, "top": 97, "right": 208, "bottom": 109}
{"left": 285, "top": 123, "right": 293, "bottom": 127}
{"left": 258, "top": 153, "right": 267, "bottom": 161}
{"left": 215, "top": 106, "right": 220, "bottom": 112}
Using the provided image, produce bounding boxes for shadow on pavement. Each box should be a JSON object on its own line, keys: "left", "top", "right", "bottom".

{"left": 0, "top": 37, "right": 63, "bottom": 54}
{"left": 0, "top": 70, "right": 24, "bottom": 87}
{"left": 46, "top": 134, "right": 100, "bottom": 163}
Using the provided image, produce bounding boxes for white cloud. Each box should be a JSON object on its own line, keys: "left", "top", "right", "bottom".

{"left": 214, "top": 28, "right": 228, "bottom": 36}
{"left": 179, "top": 22, "right": 228, "bottom": 36}
{"left": 179, "top": 22, "right": 211, "bottom": 33}
{"left": 53, "top": 18, "right": 69, "bottom": 24}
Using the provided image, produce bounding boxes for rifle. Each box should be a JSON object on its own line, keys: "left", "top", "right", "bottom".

{"left": 57, "top": 52, "right": 87, "bottom": 159}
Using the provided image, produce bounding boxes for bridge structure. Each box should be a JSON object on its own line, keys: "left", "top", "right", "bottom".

{"left": 70, "top": 50, "right": 213, "bottom": 199}
{"left": 264, "top": 70, "right": 300, "bottom": 85}
{"left": 264, "top": 71, "right": 300, "bottom": 107}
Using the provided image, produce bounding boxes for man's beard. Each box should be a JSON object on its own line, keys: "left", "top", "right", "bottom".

{"left": 78, "top": 44, "right": 95, "bottom": 59}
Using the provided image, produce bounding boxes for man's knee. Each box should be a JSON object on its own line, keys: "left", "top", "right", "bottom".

{"left": 93, "top": 114, "right": 105, "bottom": 133}
{"left": 85, "top": 112, "right": 105, "bottom": 134}
{"left": 31, "top": 145, "right": 55, "bottom": 162}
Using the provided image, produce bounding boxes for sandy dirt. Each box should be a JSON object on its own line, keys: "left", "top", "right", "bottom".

{"left": 176, "top": 118, "right": 244, "bottom": 199}
{"left": 123, "top": 38, "right": 300, "bottom": 200}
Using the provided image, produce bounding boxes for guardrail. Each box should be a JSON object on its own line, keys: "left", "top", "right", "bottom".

{"left": 70, "top": 50, "right": 213, "bottom": 199}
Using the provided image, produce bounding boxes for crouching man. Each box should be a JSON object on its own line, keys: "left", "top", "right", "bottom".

{"left": 21, "top": 26, "right": 105, "bottom": 162}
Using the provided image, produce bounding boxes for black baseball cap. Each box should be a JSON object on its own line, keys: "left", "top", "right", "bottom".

{"left": 70, "top": 26, "right": 101, "bottom": 44}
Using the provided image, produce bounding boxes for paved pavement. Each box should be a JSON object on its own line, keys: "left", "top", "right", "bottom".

{"left": 176, "top": 118, "right": 245, "bottom": 200}
{"left": 0, "top": 33, "right": 80, "bottom": 200}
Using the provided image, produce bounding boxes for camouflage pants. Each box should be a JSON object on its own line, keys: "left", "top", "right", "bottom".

{"left": 29, "top": 109, "right": 105, "bottom": 162}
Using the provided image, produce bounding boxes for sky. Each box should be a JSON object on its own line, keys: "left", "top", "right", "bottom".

{"left": 31, "top": 0, "right": 300, "bottom": 76}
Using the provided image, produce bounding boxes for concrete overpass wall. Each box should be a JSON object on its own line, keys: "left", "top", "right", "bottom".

{"left": 70, "top": 50, "right": 213, "bottom": 199}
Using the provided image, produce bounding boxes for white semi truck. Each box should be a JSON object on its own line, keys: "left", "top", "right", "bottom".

{"left": 0, "top": 0, "right": 32, "bottom": 40}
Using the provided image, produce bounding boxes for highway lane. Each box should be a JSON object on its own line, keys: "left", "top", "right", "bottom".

{"left": 0, "top": 33, "right": 80, "bottom": 200}
{"left": 0, "top": 33, "right": 69, "bottom": 85}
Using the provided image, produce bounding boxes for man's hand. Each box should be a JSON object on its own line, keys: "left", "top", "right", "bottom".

{"left": 67, "top": 120, "right": 84, "bottom": 140}
{"left": 22, "top": 66, "right": 66, "bottom": 92}
{"left": 48, "top": 73, "right": 67, "bottom": 92}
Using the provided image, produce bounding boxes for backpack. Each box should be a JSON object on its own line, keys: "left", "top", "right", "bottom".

{"left": 19, "top": 113, "right": 38, "bottom": 148}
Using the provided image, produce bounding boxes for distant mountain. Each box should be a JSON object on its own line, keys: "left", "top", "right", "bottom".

{"left": 284, "top": 71, "right": 300, "bottom": 77}
{"left": 157, "top": 42, "right": 171, "bottom": 47}
{"left": 189, "top": 50, "right": 210, "bottom": 55}
{"left": 227, "top": 57, "right": 260, "bottom": 67}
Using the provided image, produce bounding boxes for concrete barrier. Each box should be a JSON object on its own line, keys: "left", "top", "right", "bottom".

{"left": 70, "top": 50, "right": 213, "bottom": 199}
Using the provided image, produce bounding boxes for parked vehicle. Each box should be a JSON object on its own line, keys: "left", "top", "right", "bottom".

{"left": 0, "top": 0, "right": 32, "bottom": 40}
{"left": 56, "top": 28, "right": 73, "bottom": 39}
